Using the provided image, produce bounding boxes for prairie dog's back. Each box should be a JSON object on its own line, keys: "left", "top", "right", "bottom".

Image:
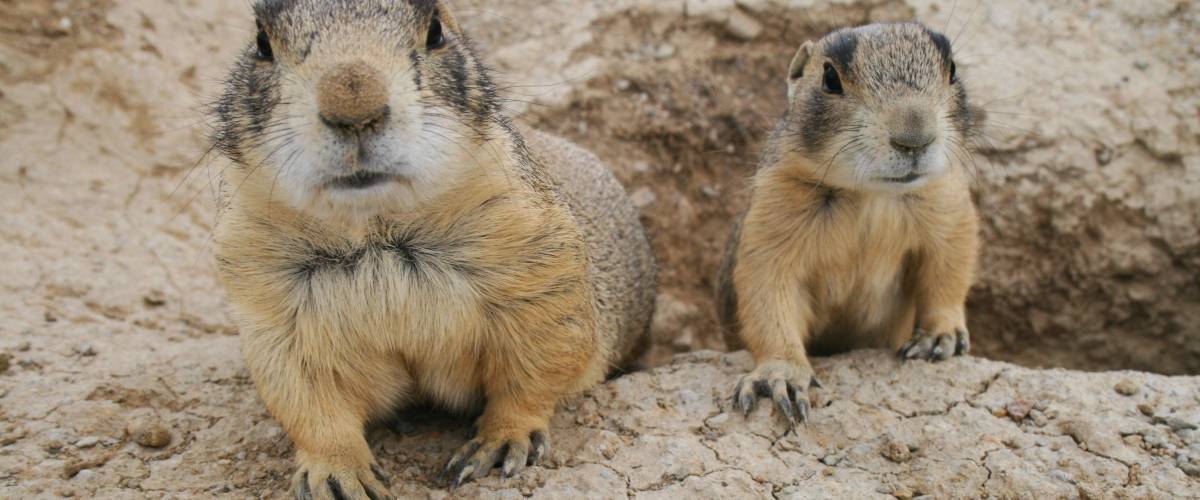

{"left": 520, "top": 127, "right": 656, "bottom": 367}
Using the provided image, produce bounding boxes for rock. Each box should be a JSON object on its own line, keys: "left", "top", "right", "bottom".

{"left": 15, "top": 341, "right": 31, "bottom": 352}
{"left": 73, "top": 436, "right": 100, "bottom": 449}
{"left": 653, "top": 44, "right": 676, "bottom": 60}
{"left": 143, "top": 290, "right": 167, "bottom": 307}
{"left": 1006, "top": 400, "right": 1036, "bottom": 422}
{"left": 74, "top": 343, "right": 96, "bottom": 357}
{"left": 127, "top": 417, "right": 172, "bottom": 449}
{"left": 1114, "top": 380, "right": 1140, "bottom": 396}
{"left": 882, "top": 438, "right": 912, "bottom": 463}
{"left": 630, "top": 187, "right": 657, "bottom": 208}
{"left": 724, "top": 10, "right": 763, "bottom": 41}
{"left": 1156, "top": 415, "right": 1199, "bottom": 433}
{"left": 0, "top": 352, "right": 10, "bottom": 374}
{"left": 1049, "top": 469, "right": 1074, "bottom": 483}
{"left": 1138, "top": 403, "right": 1157, "bottom": 417}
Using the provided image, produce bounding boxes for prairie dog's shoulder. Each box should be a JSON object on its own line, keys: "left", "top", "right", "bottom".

{"left": 517, "top": 126, "right": 657, "bottom": 365}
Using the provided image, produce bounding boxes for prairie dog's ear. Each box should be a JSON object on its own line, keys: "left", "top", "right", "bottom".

{"left": 788, "top": 41, "right": 814, "bottom": 81}
{"left": 787, "top": 41, "right": 813, "bottom": 101}
{"left": 436, "top": 1, "right": 462, "bottom": 33}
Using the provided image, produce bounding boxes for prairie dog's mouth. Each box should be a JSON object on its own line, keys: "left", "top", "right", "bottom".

{"left": 879, "top": 172, "right": 924, "bottom": 184}
{"left": 327, "top": 171, "right": 397, "bottom": 190}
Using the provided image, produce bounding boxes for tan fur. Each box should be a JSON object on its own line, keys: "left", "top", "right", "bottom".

{"left": 731, "top": 164, "right": 978, "bottom": 363}
{"left": 211, "top": 2, "right": 654, "bottom": 496}
{"left": 718, "top": 23, "right": 982, "bottom": 424}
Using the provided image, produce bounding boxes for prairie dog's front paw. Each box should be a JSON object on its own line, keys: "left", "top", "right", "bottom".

{"left": 443, "top": 427, "right": 549, "bottom": 489}
{"left": 292, "top": 457, "right": 392, "bottom": 500}
{"left": 900, "top": 326, "right": 969, "bottom": 362}
{"left": 731, "top": 359, "right": 821, "bottom": 428}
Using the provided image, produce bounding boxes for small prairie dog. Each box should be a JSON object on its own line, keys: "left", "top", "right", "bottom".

{"left": 210, "top": 1, "right": 655, "bottom": 497}
{"left": 717, "top": 23, "right": 984, "bottom": 425}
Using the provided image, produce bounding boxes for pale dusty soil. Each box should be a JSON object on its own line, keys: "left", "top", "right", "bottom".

{"left": 0, "top": 0, "right": 1198, "bottom": 498}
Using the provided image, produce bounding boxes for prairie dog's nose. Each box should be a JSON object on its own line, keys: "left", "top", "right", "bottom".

{"left": 889, "top": 130, "right": 935, "bottom": 155}
{"left": 887, "top": 106, "right": 936, "bottom": 155}
{"left": 317, "top": 60, "right": 390, "bottom": 131}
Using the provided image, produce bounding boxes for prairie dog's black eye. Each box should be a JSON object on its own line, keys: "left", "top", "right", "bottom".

{"left": 426, "top": 16, "right": 446, "bottom": 50}
{"left": 822, "top": 63, "right": 843, "bottom": 95}
{"left": 255, "top": 21, "right": 273, "bottom": 62}
{"left": 949, "top": 60, "right": 958, "bottom": 84}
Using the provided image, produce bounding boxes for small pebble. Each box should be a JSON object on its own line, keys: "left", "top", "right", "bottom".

{"left": 44, "top": 439, "right": 66, "bottom": 454}
{"left": 630, "top": 187, "right": 657, "bottom": 208}
{"left": 74, "top": 436, "right": 100, "bottom": 449}
{"left": 74, "top": 343, "right": 96, "bottom": 357}
{"left": 654, "top": 44, "right": 676, "bottom": 60}
{"left": 882, "top": 438, "right": 912, "bottom": 463}
{"left": 0, "top": 353, "right": 10, "bottom": 374}
{"left": 127, "top": 418, "right": 172, "bottom": 448}
{"left": 143, "top": 290, "right": 167, "bottom": 307}
{"left": 1049, "top": 469, "right": 1073, "bottom": 483}
{"left": 1180, "top": 461, "right": 1200, "bottom": 477}
{"left": 820, "top": 453, "right": 842, "bottom": 466}
{"left": 16, "top": 341, "right": 31, "bottom": 352}
{"left": 73, "top": 469, "right": 96, "bottom": 482}
{"left": 1114, "top": 380, "right": 1140, "bottom": 396}
{"left": 615, "top": 79, "right": 632, "bottom": 91}
{"left": 1138, "top": 403, "right": 1156, "bottom": 417}
{"left": 1006, "top": 400, "right": 1036, "bottom": 422}
{"left": 1144, "top": 433, "right": 1168, "bottom": 448}
{"left": 724, "top": 10, "right": 764, "bottom": 41}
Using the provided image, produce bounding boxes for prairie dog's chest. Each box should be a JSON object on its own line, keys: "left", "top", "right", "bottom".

{"left": 216, "top": 224, "right": 494, "bottom": 359}
{"left": 809, "top": 195, "right": 920, "bottom": 309}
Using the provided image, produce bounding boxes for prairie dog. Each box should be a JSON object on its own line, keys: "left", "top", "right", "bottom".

{"left": 717, "top": 23, "right": 984, "bottom": 425}
{"left": 209, "top": 1, "right": 656, "bottom": 497}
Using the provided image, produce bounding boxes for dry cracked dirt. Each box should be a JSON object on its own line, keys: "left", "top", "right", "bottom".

{"left": 1, "top": 0, "right": 1198, "bottom": 498}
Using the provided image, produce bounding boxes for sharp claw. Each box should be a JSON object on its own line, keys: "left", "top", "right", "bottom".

{"left": 451, "top": 462, "right": 476, "bottom": 490}
{"left": 956, "top": 332, "right": 970, "bottom": 355}
{"left": 905, "top": 345, "right": 922, "bottom": 360}
{"left": 796, "top": 398, "right": 810, "bottom": 424}
{"left": 371, "top": 464, "right": 391, "bottom": 487}
{"left": 776, "top": 393, "right": 797, "bottom": 426}
{"left": 298, "top": 472, "right": 313, "bottom": 500}
{"left": 529, "top": 431, "right": 548, "bottom": 466}
{"left": 932, "top": 344, "right": 944, "bottom": 359}
{"left": 739, "top": 389, "right": 755, "bottom": 417}
{"left": 502, "top": 447, "right": 527, "bottom": 478}
{"left": 810, "top": 376, "right": 824, "bottom": 389}
{"left": 327, "top": 477, "right": 348, "bottom": 500}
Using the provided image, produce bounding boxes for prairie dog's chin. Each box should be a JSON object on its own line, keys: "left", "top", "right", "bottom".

{"left": 848, "top": 149, "right": 949, "bottom": 194}
{"left": 312, "top": 178, "right": 417, "bottom": 217}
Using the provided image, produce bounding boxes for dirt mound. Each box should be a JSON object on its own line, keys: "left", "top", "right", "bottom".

{"left": 502, "top": 1, "right": 1200, "bottom": 373}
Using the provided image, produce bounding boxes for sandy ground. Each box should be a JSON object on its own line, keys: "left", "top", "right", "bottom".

{"left": 1, "top": 0, "right": 1198, "bottom": 497}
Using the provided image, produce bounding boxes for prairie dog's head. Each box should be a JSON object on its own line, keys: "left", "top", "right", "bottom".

{"left": 212, "top": 0, "right": 501, "bottom": 218}
{"left": 780, "top": 23, "right": 982, "bottom": 192}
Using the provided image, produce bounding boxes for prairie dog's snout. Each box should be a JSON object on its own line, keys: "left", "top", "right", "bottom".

{"left": 886, "top": 105, "right": 936, "bottom": 157}
{"left": 317, "top": 60, "right": 390, "bottom": 133}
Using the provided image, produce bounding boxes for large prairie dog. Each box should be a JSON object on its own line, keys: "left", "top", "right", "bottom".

{"left": 209, "top": 1, "right": 656, "bottom": 497}
{"left": 718, "top": 22, "right": 984, "bottom": 425}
